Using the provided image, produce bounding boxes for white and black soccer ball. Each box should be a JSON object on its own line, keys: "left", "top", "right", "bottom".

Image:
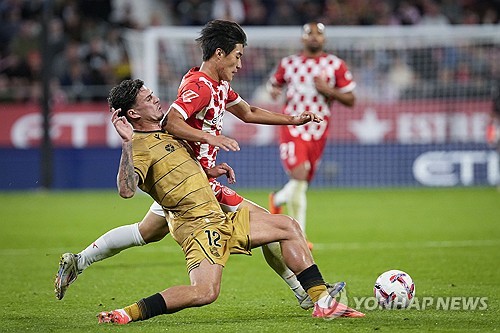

{"left": 374, "top": 269, "right": 415, "bottom": 309}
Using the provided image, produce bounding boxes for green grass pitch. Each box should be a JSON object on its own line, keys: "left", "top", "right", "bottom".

{"left": 0, "top": 187, "right": 499, "bottom": 332}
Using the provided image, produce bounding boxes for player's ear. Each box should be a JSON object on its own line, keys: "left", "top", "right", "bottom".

{"left": 127, "top": 108, "right": 140, "bottom": 119}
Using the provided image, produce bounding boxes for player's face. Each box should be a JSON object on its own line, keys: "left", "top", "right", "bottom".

{"left": 302, "top": 24, "right": 325, "bottom": 54}
{"left": 133, "top": 86, "right": 164, "bottom": 122}
{"left": 218, "top": 44, "right": 244, "bottom": 82}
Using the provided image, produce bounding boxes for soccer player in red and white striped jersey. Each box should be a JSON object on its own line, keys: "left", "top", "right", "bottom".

{"left": 160, "top": 20, "right": 327, "bottom": 306}
{"left": 267, "top": 22, "right": 357, "bottom": 249}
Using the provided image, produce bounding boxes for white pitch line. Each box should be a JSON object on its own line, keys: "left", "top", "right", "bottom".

{"left": 1, "top": 239, "right": 499, "bottom": 256}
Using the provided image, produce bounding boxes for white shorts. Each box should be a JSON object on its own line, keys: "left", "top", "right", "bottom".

{"left": 149, "top": 201, "right": 165, "bottom": 217}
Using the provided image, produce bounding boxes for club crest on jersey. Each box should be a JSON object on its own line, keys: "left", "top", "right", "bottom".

{"left": 181, "top": 89, "right": 199, "bottom": 103}
{"left": 164, "top": 143, "right": 175, "bottom": 152}
{"left": 209, "top": 246, "right": 221, "bottom": 258}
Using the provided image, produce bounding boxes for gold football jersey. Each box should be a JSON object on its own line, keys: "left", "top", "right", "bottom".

{"left": 132, "top": 130, "right": 226, "bottom": 243}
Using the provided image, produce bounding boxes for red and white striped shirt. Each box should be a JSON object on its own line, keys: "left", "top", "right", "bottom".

{"left": 270, "top": 52, "right": 355, "bottom": 141}
{"left": 170, "top": 67, "right": 241, "bottom": 169}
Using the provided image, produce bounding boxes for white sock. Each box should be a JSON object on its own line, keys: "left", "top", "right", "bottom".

{"left": 278, "top": 180, "right": 308, "bottom": 232}
{"left": 77, "top": 223, "right": 145, "bottom": 271}
{"left": 261, "top": 242, "right": 306, "bottom": 298}
{"left": 273, "top": 180, "right": 295, "bottom": 206}
{"left": 288, "top": 180, "right": 308, "bottom": 232}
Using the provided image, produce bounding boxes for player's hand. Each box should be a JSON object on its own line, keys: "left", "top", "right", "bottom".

{"left": 204, "top": 134, "right": 240, "bottom": 152}
{"left": 111, "top": 108, "right": 133, "bottom": 142}
{"left": 314, "top": 76, "right": 331, "bottom": 97}
{"left": 205, "top": 163, "right": 236, "bottom": 184}
{"left": 268, "top": 85, "right": 282, "bottom": 100}
{"left": 292, "top": 111, "right": 323, "bottom": 125}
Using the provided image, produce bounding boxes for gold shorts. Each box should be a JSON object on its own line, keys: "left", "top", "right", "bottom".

{"left": 182, "top": 207, "right": 252, "bottom": 273}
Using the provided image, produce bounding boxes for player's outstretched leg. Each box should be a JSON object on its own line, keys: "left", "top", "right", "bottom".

{"left": 54, "top": 253, "right": 80, "bottom": 300}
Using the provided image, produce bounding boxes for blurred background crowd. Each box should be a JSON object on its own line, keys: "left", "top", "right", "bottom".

{"left": 0, "top": 0, "right": 499, "bottom": 103}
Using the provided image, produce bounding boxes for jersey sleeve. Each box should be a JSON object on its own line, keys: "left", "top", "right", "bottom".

{"left": 269, "top": 60, "right": 286, "bottom": 86}
{"left": 132, "top": 138, "right": 151, "bottom": 185}
{"left": 226, "top": 86, "right": 241, "bottom": 108}
{"left": 335, "top": 60, "right": 356, "bottom": 93}
{"left": 170, "top": 81, "right": 212, "bottom": 120}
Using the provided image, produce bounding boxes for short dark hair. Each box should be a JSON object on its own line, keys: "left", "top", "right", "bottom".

{"left": 196, "top": 20, "right": 247, "bottom": 61}
{"left": 108, "top": 79, "right": 144, "bottom": 117}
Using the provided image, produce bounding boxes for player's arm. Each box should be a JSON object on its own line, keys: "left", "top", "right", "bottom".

{"left": 267, "top": 81, "right": 283, "bottom": 100}
{"left": 314, "top": 79, "right": 356, "bottom": 107}
{"left": 111, "top": 108, "right": 139, "bottom": 198}
{"left": 227, "top": 99, "right": 322, "bottom": 125}
{"left": 204, "top": 163, "right": 236, "bottom": 184}
{"left": 314, "top": 61, "right": 356, "bottom": 107}
{"left": 267, "top": 61, "right": 286, "bottom": 100}
{"left": 162, "top": 107, "right": 240, "bottom": 152}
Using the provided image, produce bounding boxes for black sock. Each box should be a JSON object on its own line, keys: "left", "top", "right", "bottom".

{"left": 137, "top": 293, "right": 168, "bottom": 320}
{"left": 296, "top": 264, "right": 325, "bottom": 291}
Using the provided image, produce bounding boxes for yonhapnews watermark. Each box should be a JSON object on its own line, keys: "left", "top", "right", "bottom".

{"left": 351, "top": 296, "right": 488, "bottom": 311}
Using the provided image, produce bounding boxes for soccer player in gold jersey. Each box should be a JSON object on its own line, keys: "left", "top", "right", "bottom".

{"left": 95, "top": 79, "right": 364, "bottom": 323}
{"left": 56, "top": 20, "right": 346, "bottom": 310}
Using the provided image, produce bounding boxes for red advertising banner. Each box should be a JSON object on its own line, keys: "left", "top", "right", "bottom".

{"left": 0, "top": 100, "right": 492, "bottom": 148}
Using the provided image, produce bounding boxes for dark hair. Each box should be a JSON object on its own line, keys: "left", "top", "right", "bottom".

{"left": 108, "top": 79, "right": 144, "bottom": 117}
{"left": 196, "top": 20, "right": 247, "bottom": 61}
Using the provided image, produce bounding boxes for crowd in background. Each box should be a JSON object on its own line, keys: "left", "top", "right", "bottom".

{"left": 0, "top": 0, "right": 499, "bottom": 103}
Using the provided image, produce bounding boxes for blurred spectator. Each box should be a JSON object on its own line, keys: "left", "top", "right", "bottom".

{"left": 103, "top": 26, "right": 130, "bottom": 82}
{"left": 48, "top": 18, "right": 67, "bottom": 57}
{"left": 59, "top": 61, "right": 88, "bottom": 101}
{"left": 110, "top": 1, "right": 140, "bottom": 29}
{"left": 60, "top": 0, "right": 84, "bottom": 42}
{"left": 9, "top": 20, "right": 40, "bottom": 61}
{"left": 211, "top": 0, "right": 245, "bottom": 23}
{"left": 174, "top": 0, "right": 212, "bottom": 25}
{"left": 419, "top": 0, "right": 451, "bottom": 25}
{"left": 462, "top": 8, "right": 481, "bottom": 25}
{"left": 295, "top": 0, "right": 324, "bottom": 25}
{"left": 111, "top": 0, "right": 174, "bottom": 28}
{"left": 81, "top": 36, "right": 110, "bottom": 88}
{"left": 386, "top": 52, "right": 415, "bottom": 100}
{"left": 394, "top": 1, "right": 421, "bottom": 25}
{"left": 242, "top": 0, "right": 269, "bottom": 25}
{"left": 268, "top": 0, "right": 300, "bottom": 25}
{"left": 441, "top": 0, "right": 463, "bottom": 24}
{"left": 482, "top": 5, "right": 499, "bottom": 24}
{"left": 0, "top": 0, "right": 22, "bottom": 56}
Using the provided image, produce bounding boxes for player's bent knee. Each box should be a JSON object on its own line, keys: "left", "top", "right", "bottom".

{"left": 282, "top": 215, "right": 302, "bottom": 233}
{"left": 196, "top": 285, "right": 220, "bottom": 305}
{"left": 275, "top": 215, "right": 303, "bottom": 240}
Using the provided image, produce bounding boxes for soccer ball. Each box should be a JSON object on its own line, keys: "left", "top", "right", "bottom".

{"left": 374, "top": 270, "right": 415, "bottom": 309}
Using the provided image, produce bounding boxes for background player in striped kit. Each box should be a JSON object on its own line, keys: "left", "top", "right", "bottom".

{"left": 267, "top": 22, "right": 357, "bottom": 249}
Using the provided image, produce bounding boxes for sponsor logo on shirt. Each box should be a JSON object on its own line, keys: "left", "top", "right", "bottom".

{"left": 181, "top": 90, "right": 199, "bottom": 103}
